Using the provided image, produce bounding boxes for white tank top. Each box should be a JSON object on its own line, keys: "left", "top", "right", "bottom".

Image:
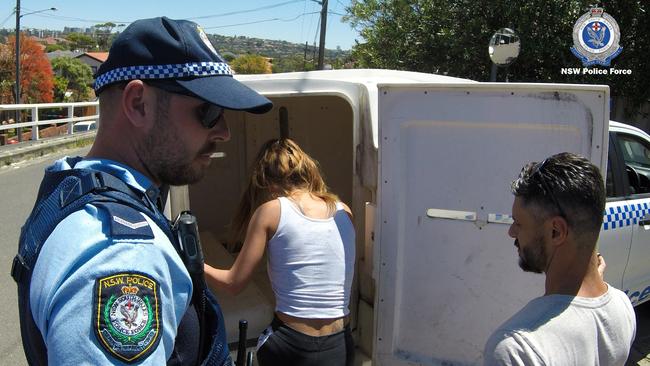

{"left": 267, "top": 197, "right": 355, "bottom": 318}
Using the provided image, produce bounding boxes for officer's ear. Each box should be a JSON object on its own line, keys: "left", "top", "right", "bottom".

{"left": 122, "top": 80, "right": 154, "bottom": 129}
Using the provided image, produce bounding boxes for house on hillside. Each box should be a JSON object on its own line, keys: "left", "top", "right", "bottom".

{"left": 75, "top": 52, "right": 109, "bottom": 74}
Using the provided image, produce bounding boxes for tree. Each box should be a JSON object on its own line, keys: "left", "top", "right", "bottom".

{"left": 93, "top": 22, "right": 118, "bottom": 50}
{"left": 272, "top": 54, "right": 315, "bottom": 73}
{"left": 345, "top": 0, "right": 649, "bottom": 119}
{"left": 0, "top": 34, "right": 54, "bottom": 103}
{"left": 231, "top": 54, "right": 272, "bottom": 74}
{"left": 45, "top": 44, "right": 68, "bottom": 53}
{"left": 51, "top": 57, "right": 94, "bottom": 102}
{"left": 65, "top": 32, "right": 96, "bottom": 51}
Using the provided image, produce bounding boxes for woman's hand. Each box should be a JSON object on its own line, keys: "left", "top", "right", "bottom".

{"left": 597, "top": 252, "right": 606, "bottom": 279}
{"left": 204, "top": 199, "right": 280, "bottom": 295}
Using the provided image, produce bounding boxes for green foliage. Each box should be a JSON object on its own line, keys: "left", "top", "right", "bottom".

{"left": 45, "top": 44, "right": 67, "bottom": 53}
{"left": 51, "top": 57, "right": 94, "bottom": 102}
{"left": 222, "top": 53, "right": 236, "bottom": 63}
{"left": 231, "top": 54, "right": 271, "bottom": 74}
{"left": 65, "top": 32, "right": 95, "bottom": 51}
{"left": 272, "top": 55, "right": 315, "bottom": 73}
{"left": 93, "top": 23, "right": 119, "bottom": 51}
{"left": 345, "top": 0, "right": 649, "bottom": 115}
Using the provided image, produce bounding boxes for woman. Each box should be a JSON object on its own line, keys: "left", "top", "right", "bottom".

{"left": 204, "top": 138, "right": 356, "bottom": 366}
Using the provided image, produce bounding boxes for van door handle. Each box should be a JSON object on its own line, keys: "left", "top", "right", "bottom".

{"left": 639, "top": 218, "right": 650, "bottom": 226}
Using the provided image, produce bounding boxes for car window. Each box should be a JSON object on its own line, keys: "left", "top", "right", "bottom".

{"left": 617, "top": 133, "right": 650, "bottom": 195}
{"left": 619, "top": 134, "right": 650, "bottom": 168}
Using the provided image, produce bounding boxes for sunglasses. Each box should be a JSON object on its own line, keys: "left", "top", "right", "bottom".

{"left": 197, "top": 103, "right": 225, "bottom": 129}
{"left": 531, "top": 158, "right": 567, "bottom": 219}
{"left": 142, "top": 80, "right": 225, "bottom": 129}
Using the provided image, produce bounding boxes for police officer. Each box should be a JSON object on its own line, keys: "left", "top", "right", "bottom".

{"left": 12, "top": 17, "right": 272, "bottom": 365}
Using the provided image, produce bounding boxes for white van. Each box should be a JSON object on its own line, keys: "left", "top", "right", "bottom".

{"left": 165, "top": 69, "right": 647, "bottom": 365}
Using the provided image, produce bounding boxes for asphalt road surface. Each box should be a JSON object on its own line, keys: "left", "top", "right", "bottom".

{"left": 2, "top": 147, "right": 650, "bottom": 365}
{"left": 0, "top": 146, "right": 90, "bottom": 366}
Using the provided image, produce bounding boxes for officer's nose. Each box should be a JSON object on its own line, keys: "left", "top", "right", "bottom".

{"left": 210, "top": 116, "right": 230, "bottom": 142}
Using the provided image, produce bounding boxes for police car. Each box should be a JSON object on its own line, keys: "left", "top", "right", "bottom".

{"left": 601, "top": 120, "right": 650, "bottom": 306}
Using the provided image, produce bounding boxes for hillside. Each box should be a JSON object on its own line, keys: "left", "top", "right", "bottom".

{"left": 208, "top": 33, "right": 350, "bottom": 60}
{"left": 0, "top": 28, "right": 351, "bottom": 59}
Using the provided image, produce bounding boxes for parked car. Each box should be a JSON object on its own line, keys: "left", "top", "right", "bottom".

{"left": 72, "top": 121, "right": 96, "bottom": 133}
{"left": 602, "top": 121, "right": 650, "bottom": 306}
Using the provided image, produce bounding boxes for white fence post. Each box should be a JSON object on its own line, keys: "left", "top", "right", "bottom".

{"left": 67, "top": 105, "right": 75, "bottom": 135}
{"left": 31, "top": 106, "right": 39, "bottom": 141}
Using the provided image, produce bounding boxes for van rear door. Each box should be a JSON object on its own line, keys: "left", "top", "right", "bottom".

{"left": 375, "top": 83, "right": 609, "bottom": 365}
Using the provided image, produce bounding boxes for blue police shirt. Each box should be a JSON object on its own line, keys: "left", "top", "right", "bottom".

{"left": 29, "top": 157, "right": 192, "bottom": 365}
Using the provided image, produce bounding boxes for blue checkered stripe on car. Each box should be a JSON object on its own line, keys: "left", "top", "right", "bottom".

{"left": 93, "top": 62, "right": 233, "bottom": 90}
{"left": 603, "top": 202, "right": 650, "bottom": 230}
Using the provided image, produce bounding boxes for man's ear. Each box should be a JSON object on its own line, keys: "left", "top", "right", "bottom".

{"left": 549, "top": 215, "right": 569, "bottom": 246}
{"left": 122, "top": 80, "right": 153, "bottom": 129}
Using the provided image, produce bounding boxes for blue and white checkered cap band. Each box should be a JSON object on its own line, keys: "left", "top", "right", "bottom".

{"left": 603, "top": 201, "right": 650, "bottom": 231}
{"left": 93, "top": 62, "right": 233, "bottom": 91}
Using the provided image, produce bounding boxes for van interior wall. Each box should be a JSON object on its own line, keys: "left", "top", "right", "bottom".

{"left": 188, "top": 94, "right": 355, "bottom": 311}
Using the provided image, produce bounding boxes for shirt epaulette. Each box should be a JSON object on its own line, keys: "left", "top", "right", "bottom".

{"left": 94, "top": 202, "right": 154, "bottom": 239}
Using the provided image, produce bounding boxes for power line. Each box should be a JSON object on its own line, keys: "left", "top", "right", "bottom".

{"left": 22, "top": 12, "right": 130, "bottom": 25}
{"left": 0, "top": 11, "right": 15, "bottom": 28}
{"left": 203, "top": 11, "right": 319, "bottom": 30}
{"left": 187, "top": 0, "right": 305, "bottom": 20}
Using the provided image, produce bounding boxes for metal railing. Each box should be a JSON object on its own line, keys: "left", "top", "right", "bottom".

{"left": 0, "top": 101, "right": 99, "bottom": 144}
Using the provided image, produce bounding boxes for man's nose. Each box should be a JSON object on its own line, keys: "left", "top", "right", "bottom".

{"left": 508, "top": 224, "right": 516, "bottom": 238}
{"left": 210, "top": 116, "right": 230, "bottom": 142}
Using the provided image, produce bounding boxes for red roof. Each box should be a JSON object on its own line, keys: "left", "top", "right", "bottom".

{"left": 82, "top": 52, "right": 109, "bottom": 62}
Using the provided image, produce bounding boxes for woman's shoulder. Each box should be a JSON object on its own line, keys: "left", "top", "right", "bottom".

{"left": 250, "top": 199, "right": 282, "bottom": 233}
{"left": 256, "top": 198, "right": 281, "bottom": 215}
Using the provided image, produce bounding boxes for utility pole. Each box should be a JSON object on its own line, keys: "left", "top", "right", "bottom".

{"left": 317, "top": 0, "right": 328, "bottom": 70}
{"left": 15, "top": 0, "right": 22, "bottom": 141}
{"left": 13, "top": 2, "right": 56, "bottom": 142}
{"left": 302, "top": 42, "right": 307, "bottom": 71}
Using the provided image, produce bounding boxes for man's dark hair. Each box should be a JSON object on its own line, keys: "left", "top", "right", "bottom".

{"left": 511, "top": 152, "right": 605, "bottom": 238}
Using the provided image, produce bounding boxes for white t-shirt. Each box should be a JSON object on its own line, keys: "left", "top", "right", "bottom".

{"left": 484, "top": 285, "right": 636, "bottom": 366}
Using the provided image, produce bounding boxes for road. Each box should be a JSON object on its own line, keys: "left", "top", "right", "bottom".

{"left": 0, "top": 146, "right": 89, "bottom": 366}
{"left": 1, "top": 147, "right": 650, "bottom": 365}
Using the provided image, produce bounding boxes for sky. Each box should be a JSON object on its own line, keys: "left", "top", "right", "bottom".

{"left": 0, "top": 0, "right": 361, "bottom": 50}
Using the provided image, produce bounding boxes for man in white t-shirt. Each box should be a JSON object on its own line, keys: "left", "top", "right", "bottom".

{"left": 484, "top": 152, "right": 636, "bottom": 366}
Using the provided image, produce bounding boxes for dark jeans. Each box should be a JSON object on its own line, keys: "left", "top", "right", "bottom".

{"left": 256, "top": 316, "right": 354, "bottom": 366}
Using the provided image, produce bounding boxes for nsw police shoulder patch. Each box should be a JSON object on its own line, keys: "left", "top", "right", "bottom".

{"left": 93, "top": 272, "right": 161, "bottom": 363}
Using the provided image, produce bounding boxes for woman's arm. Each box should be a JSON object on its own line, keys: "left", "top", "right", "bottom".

{"left": 204, "top": 199, "right": 279, "bottom": 295}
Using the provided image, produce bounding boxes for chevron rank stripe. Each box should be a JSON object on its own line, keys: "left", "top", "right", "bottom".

{"left": 93, "top": 62, "right": 234, "bottom": 91}
{"left": 603, "top": 202, "right": 650, "bottom": 231}
{"left": 113, "top": 216, "right": 149, "bottom": 230}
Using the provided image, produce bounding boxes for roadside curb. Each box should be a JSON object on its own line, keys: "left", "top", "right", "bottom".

{"left": 0, "top": 133, "right": 96, "bottom": 167}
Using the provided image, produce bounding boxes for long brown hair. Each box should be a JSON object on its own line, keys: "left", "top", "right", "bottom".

{"left": 231, "top": 138, "right": 339, "bottom": 241}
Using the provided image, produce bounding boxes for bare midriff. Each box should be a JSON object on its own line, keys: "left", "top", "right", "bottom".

{"left": 276, "top": 311, "right": 349, "bottom": 337}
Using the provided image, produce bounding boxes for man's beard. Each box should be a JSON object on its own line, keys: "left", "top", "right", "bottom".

{"left": 140, "top": 115, "right": 215, "bottom": 186}
{"left": 516, "top": 235, "right": 547, "bottom": 274}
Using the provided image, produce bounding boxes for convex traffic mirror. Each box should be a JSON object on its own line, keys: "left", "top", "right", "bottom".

{"left": 489, "top": 28, "right": 520, "bottom": 66}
